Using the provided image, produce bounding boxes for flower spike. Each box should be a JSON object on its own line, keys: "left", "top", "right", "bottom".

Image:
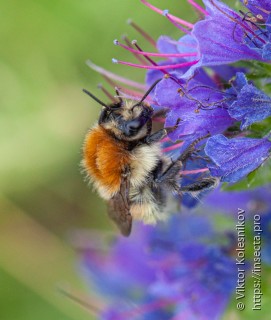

{"left": 163, "top": 9, "right": 192, "bottom": 33}
{"left": 114, "top": 39, "right": 197, "bottom": 58}
{"left": 121, "top": 35, "right": 146, "bottom": 64}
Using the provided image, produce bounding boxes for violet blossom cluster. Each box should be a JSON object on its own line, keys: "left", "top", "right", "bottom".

{"left": 81, "top": 213, "right": 237, "bottom": 320}
{"left": 81, "top": 0, "right": 271, "bottom": 319}
{"left": 78, "top": 186, "right": 271, "bottom": 319}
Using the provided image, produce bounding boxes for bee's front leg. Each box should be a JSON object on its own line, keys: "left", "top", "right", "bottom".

{"left": 144, "top": 118, "right": 180, "bottom": 144}
{"left": 178, "top": 133, "right": 210, "bottom": 164}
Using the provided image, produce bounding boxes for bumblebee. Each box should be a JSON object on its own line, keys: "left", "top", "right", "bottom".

{"left": 81, "top": 79, "right": 217, "bottom": 236}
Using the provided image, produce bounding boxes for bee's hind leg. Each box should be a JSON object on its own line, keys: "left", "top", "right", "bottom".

{"left": 179, "top": 177, "right": 219, "bottom": 194}
{"left": 154, "top": 159, "right": 182, "bottom": 190}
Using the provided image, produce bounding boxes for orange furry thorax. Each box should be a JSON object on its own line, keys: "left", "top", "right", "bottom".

{"left": 83, "top": 126, "right": 131, "bottom": 194}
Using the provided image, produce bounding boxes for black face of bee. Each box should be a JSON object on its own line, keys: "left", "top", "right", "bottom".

{"left": 99, "top": 101, "right": 154, "bottom": 139}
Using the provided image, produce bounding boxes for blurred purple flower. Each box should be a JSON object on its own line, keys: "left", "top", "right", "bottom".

{"left": 204, "top": 186, "right": 271, "bottom": 215}
{"left": 205, "top": 134, "right": 271, "bottom": 182}
{"left": 259, "top": 211, "right": 271, "bottom": 265}
{"left": 81, "top": 214, "right": 236, "bottom": 320}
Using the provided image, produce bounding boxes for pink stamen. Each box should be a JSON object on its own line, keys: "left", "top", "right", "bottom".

{"left": 122, "top": 35, "right": 147, "bottom": 64}
{"left": 127, "top": 19, "right": 157, "bottom": 48}
{"left": 163, "top": 10, "right": 191, "bottom": 34}
{"left": 187, "top": 0, "right": 209, "bottom": 16}
{"left": 163, "top": 142, "right": 184, "bottom": 152}
{"left": 86, "top": 60, "right": 146, "bottom": 90}
{"left": 118, "top": 88, "right": 153, "bottom": 102}
{"left": 140, "top": 0, "right": 194, "bottom": 29}
{"left": 130, "top": 41, "right": 192, "bottom": 88}
{"left": 102, "top": 75, "right": 146, "bottom": 99}
{"left": 102, "top": 75, "right": 147, "bottom": 99}
{"left": 132, "top": 40, "right": 168, "bottom": 76}
{"left": 161, "top": 137, "right": 171, "bottom": 142}
{"left": 180, "top": 168, "right": 209, "bottom": 175}
{"left": 112, "top": 58, "right": 199, "bottom": 70}
{"left": 121, "top": 88, "right": 148, "bottom": 99}
{"left": 114, "top": 39, "right": 197, "bottom": 58}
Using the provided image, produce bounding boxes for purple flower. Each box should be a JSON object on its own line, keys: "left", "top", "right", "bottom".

{"left": 204, "top": 186, "right": 271, "bottom": 216}
{"left": 181, "top": 0, "right": 264, "bottom": 79}
{"left": 81, "top": 225, "right": 156, "bottom": 299}
{"left": 226, "top": 72, "right": 271, "bottom": 130}
{"left": 229, "top": 83, "right": 271, "bottom": 130}
{"left": 88, "top": 1, "right": 271, "bottom": 192}
{"left": 226, "top": 72, "right": 249, "bottom": 105}
{"left": 109, "top": 1, "right": 268, "bottom": 81}
{"left": 81, "top": 214, "right": 236, "bottom": 320}
{"left": 153, "top": 77, "right": 233, "bottom": 142}
{"left": 205, "top": 134, "right": 271, "bottom": 182}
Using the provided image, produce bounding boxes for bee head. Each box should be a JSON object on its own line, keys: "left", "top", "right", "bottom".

{"left": 83, "top": 78, "right": 163, "bottom": 141}
{"left": 100, "top": 100, "right": 154, "bottom": 141}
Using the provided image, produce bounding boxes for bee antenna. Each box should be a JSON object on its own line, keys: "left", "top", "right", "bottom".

{"left": 82, "top": 88, "right": 108, "bottom": 108}
{"left": 132, "top": 78, "right": 163, "bottom": 108}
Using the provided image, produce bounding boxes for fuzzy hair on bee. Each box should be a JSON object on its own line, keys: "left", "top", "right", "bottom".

{"left": 81, "top": 79, "right": 218, "bottom": 236}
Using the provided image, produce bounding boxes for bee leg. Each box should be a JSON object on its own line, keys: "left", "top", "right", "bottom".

{"left": 155, "top": 134, "right": 211, "bottom": 184}
{"left": 154, "top": 160, "right": 182, "bottom": 185}
{"left": 152, "top": 108, "right": 169, "bottom": 119}
{"left": 178, "top": 133, "right": 210, "bottom": 163}
{"left": 145, "top": 128, "right": 168, "bottom": 144}
{"left": 145, "top": 118, "right": 181, "bottom": 144}
{"left": 179, "top": 177, "right": 219, "bottom": 193}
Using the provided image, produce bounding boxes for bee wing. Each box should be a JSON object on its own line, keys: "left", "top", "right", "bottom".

{"left": 107, "top": 175, "right": 132, "bottom": 237}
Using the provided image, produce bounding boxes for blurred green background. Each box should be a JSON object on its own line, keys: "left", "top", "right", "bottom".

{"left": 0, "top": 1, "right": 196, "bottom": 319}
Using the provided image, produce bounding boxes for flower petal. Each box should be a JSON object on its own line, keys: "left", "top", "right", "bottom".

{"left": 229, "top": 84, "right": 271, "bottom": 129}
{"left": 205, "top": 134, "right": 271, "bottom": 182}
